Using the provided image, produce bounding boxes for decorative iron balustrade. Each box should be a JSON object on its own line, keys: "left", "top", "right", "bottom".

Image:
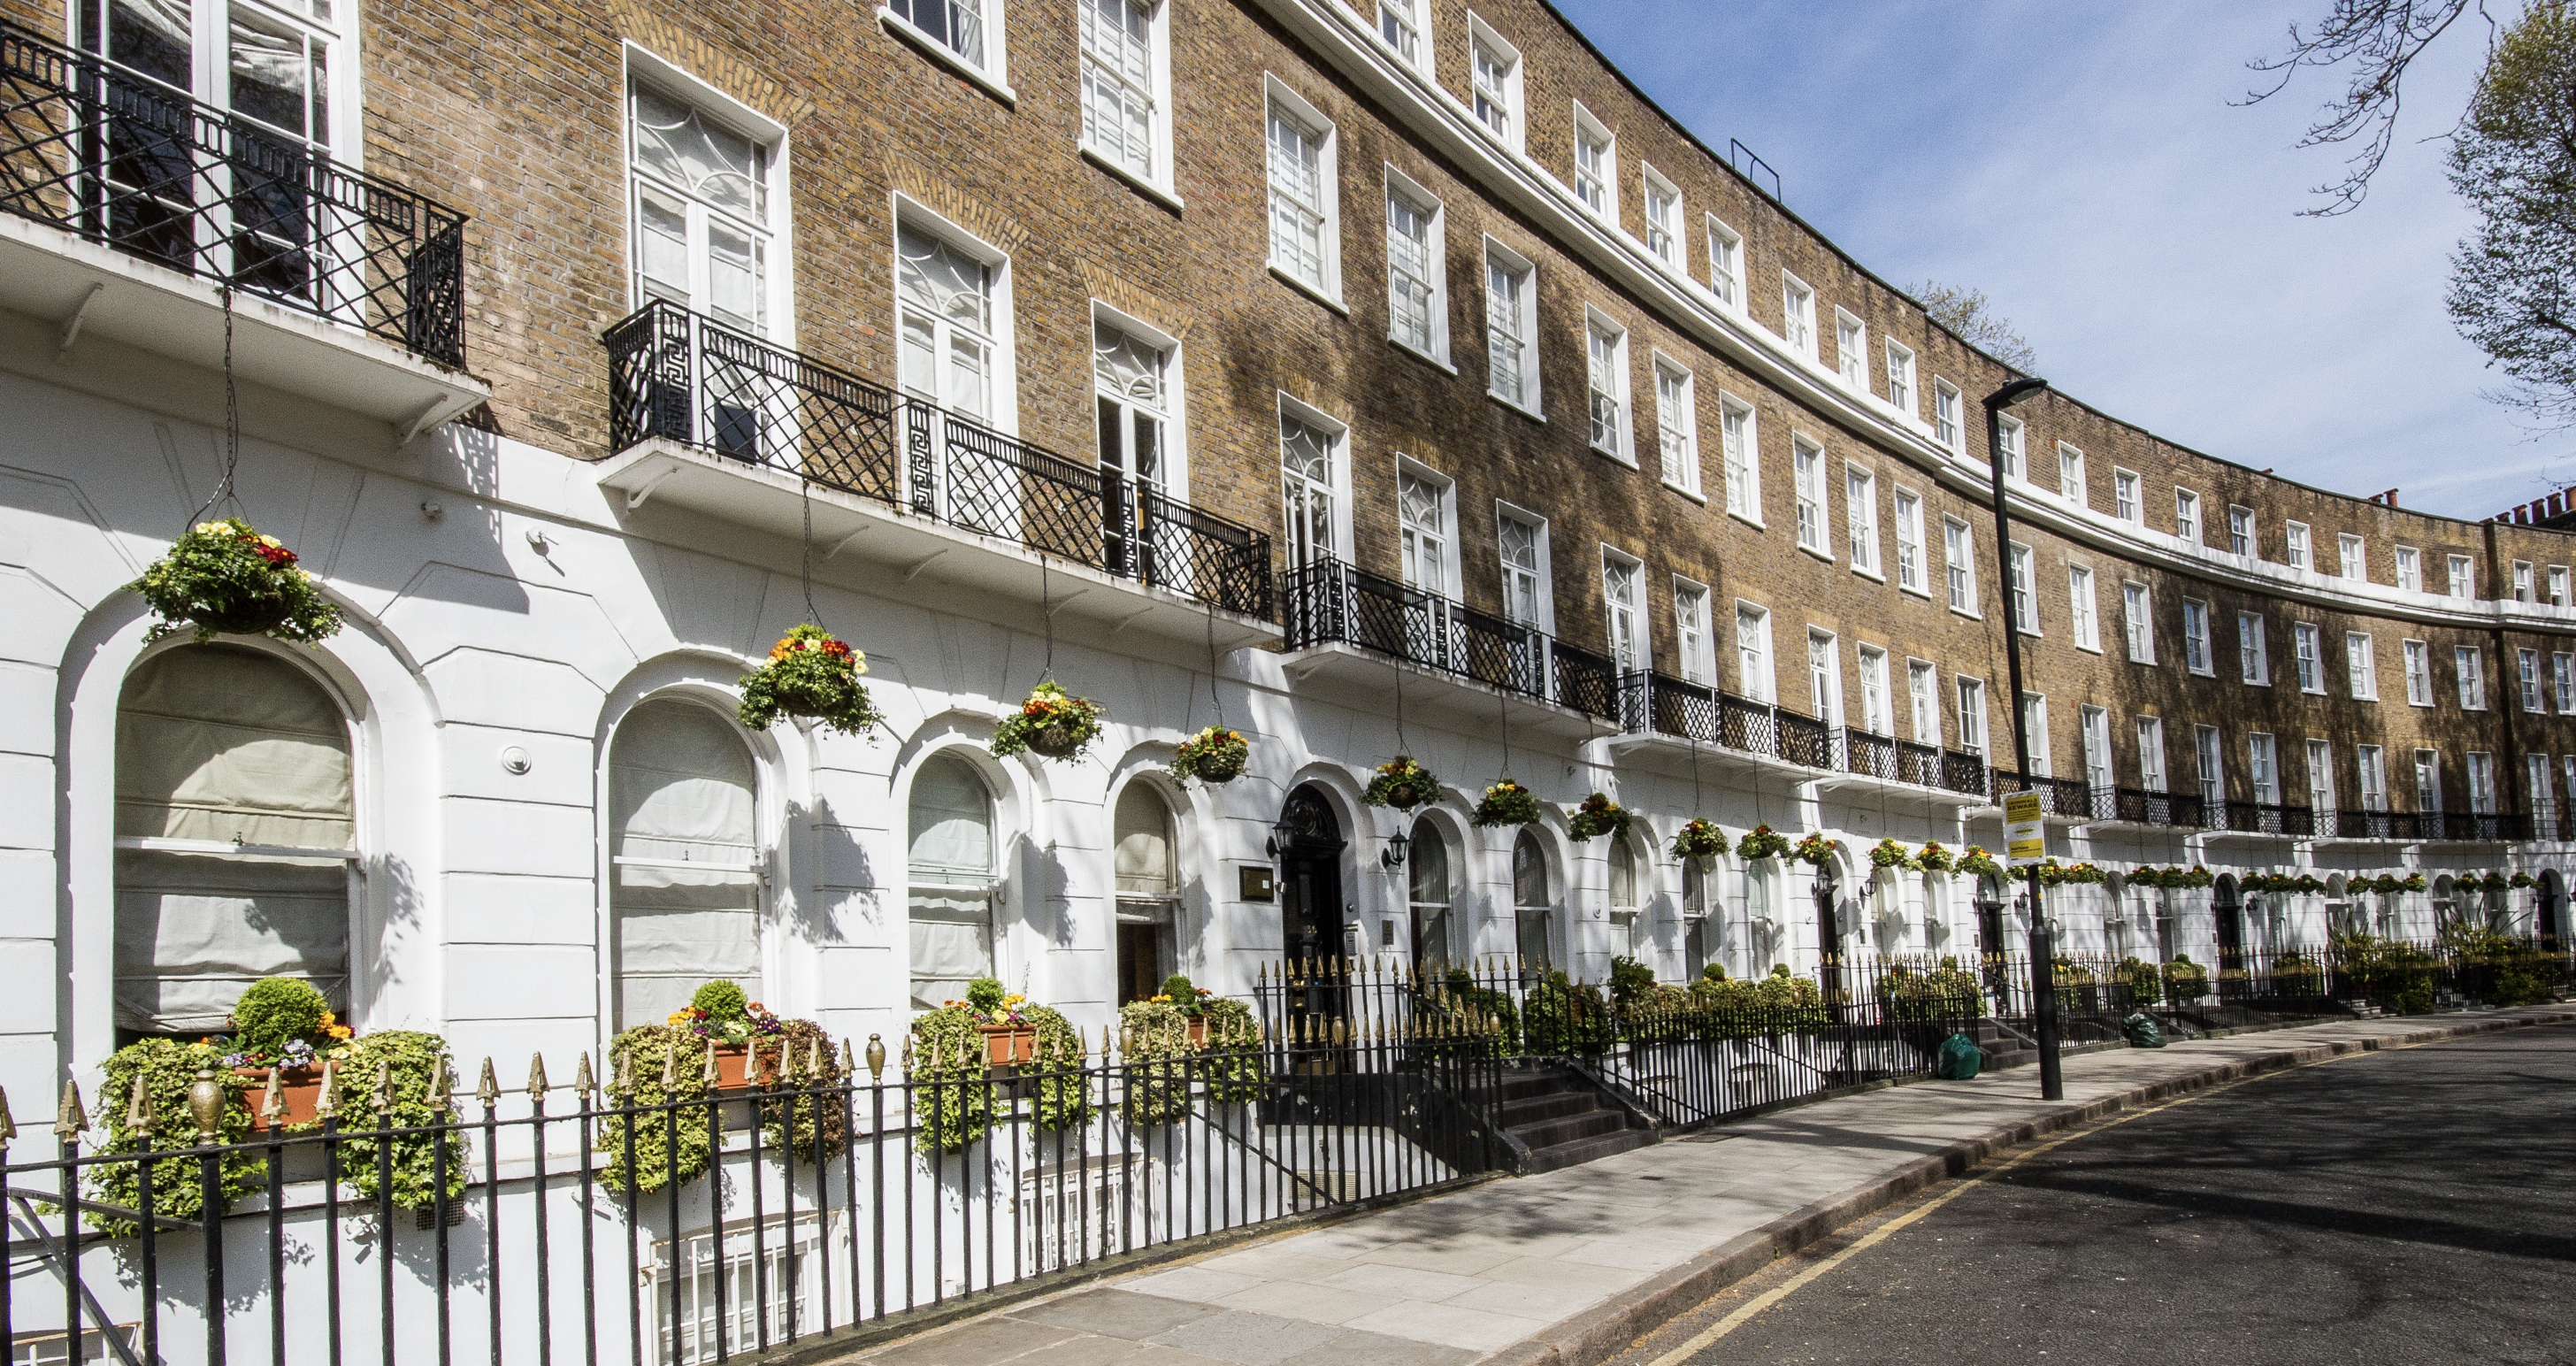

{"left": 2114, "top": 787, "right": 2207, "bottom": 828}
{"left": 2426, "top": 810, "right": 2527, "bottom": 842}
{"left": 2221, "top": 802, "right": 2315, "bottom": 838}
{"left": 1618, "top": 672, "right": 1984, "bottom": 794}
{"left": 2327, "top": 809, "right": 2420, "bottom": 840}
{"left": 1990, "top": 773, "right": 2096, "bottom": 818}
{"left": 1277, "top": 558, "right": 1617, "bottom": 719}
{"left": 604, "top": 302, "right": 1271, "bottom": 618}
{"left": 0, "top": 19, "right": 468, "bottom": 366}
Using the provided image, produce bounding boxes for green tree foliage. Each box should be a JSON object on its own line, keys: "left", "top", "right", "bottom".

{"left": 2448, "top": 3, "right": 2576, "bottom": 427}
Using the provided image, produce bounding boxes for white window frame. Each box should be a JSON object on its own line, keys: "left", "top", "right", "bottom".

{"left": 2310, "top": 739, "right": 2337, "bottom": 816}
{"left": 1465, "top": 14, "right": 1522, "bottom": 152}
{"left": 2556, "top": 650, "right": 2575, "bottom": 712}
{"left": 1933, "top": 379, "right": 1964, "bottom": 451}
{"left": 2395, "top": 545, "right": 2421, "bottom": 593}
{"left": 1263, "top": 76, "right": 1341, "bottom": 304}
{"left": 2515, "top": 560, "right": 2535, "bottom": 602}
{"left": 1674, "top": 577, "right": 1715, "bottom": 686}
{"left": 1483, "top": 237, "right": 1541, "bottom": 415}
{"left": 2113, "top": 468, "right": 2141, "bottom": 524}
{"left": 1736, "top": 601, "right": 1775, "bottom": 704}
{"left": 2415, "top": 748, "right": 2444, "bottom": 814}
{"left": 2196, "top": 725, "right": 2225, "bottom": 810}
{"left": 1076, "top": 0, "right": 1173, "bottom": 197}
{"left": 2227, "top": 504, "right": 2256, "bottom": 558}
{"left": 2174, "top": 488, "right": 2202, "bottom": 545}
{"left": 2347, "top": 631, "right": 2378, "bottom": 701}
{"left": 2056, "top": 442, "right": 2087, "bottom": 508}
{"left": 1601, "top": 545, "right": 1648, "bottom": 674}
{"left": 2469, "top": 751, "right": 2497, "bottom": 815}
{"left": 1652, "top": 354, "right": 1700, "bottom": 496}
{"left": 1908, "top": 659, "right": 1940, "bottom": 744}
{"left": 1944, "top": 516, "right": 1978, "bottom": 616}
{"left": 1277, "top": 393, "right": 1353, "bottom": 570}
{"left": 2553, "top": 565, "right": 2571, "bottom": 607}
{"left": 2358, "top": 745, "right": 2388, "bottom": 812}
{"left": 1835, "top": 309, "right": 1868, "bottom": 389}
{"left": 1808, "top": 628, "right": 1844, "bottom": 727}
{"left": 1640, "top": 162, "right": 1683, "bottom": 269}
{"left": 1857, "top": 644, "right": 1892, "bottom": 736}
{"left": 1719, "top": 391, "right": 1760, "bottom": 526}
{"left": 1781, "top": 272, "right": 1817, "bottom": 358}
{"left": 2182, "top": 597, "right": 2214, "bottom": 676}
{"left": 2249, "top": 733, "right": 2280, "bottom": 807}
{"left": 1584, "top": 308, "right": 1633, "bottom": 463}
{"left": 2238, "top": 611, "right": 2270, "bottom": 686}
{"left": 1091, "top": 300, "right": 1189, "bottom": 501}
{"left": 1395, "top": 457, "right": 1460, "bottom": 599}
{"left": 2457, "top": 645, "right": 2487, "bottom": 710}
{"left": 1955, "top": 676, "right": 1989, "bottom": 756}
{"left": 2449, "top": 554, "right": 2476, "bottom": 600}
{"left": 2340, "top": 533, "right": 2366, "bottom": 580}
{"left": 879, "top": 0, "right": 1013, "bottom": 94}
{"left": 1793, "top": 435, "right": 1831, "bottom": 557}
{"left": 1883, "top": 340, "right": 1916, "bottom": 416}
{"left": 1496, "top": 501, "right": 1555, "bottom": 635}
{"left": 1375, "top": 0, "right": 1429, "bottom": 70}
{"left": 2285, "top": 521, "right": 2312, "bottom": 572}
{"left": 1706, "top": 215, "right": 1743, "bottom": 311}
{"left": 893, "top": 197, "right": 1016, "bottom": 434}
{"left": 2068, "top": 564, "right": 2100, "bottom": 652}
{"left": 1996, "top": 416, "right": 2026, "bottom": 481}
{"left": 1571, "top": 101, "right": 1618, "bottom": 225}
{"left": 2294, "top": 621, "right": 2322, "bottom": 694}
{"left": 1382, "top": 165, "right": 1448, "bottom": 365}
{"left": 2522, "top": 647, "right": 2545, "bottom": 713}
{"left": 2082, "top": 705, "right": 2113, "bottom": 795}
{"left": 2122, "top": 581, "right": 2154, "bottom": 663}
{"left": 1892, "top": 487, "right": 1926, "bottom": 596}
{"left": 2021, "top": 693, "right": 2051, "bottom": 777}
{"left": 1845, "top": 462, "right": 1881, "bottom": 577}
{"left": 627, "top": 60, "right": 793, "bottom": 341}
{"left": 2404, "top": 639, "right": 2433, "bottom": 707}
{"left": 2008, "top": 542, "right": 2038, "bottom": 636}
{"left": 2137, "top": 716, "right": 2168, "bottom": 793}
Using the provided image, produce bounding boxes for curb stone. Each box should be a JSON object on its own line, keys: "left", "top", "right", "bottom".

{"left": 1478, "top": 1008, "right": 2576, "bottom": 1366}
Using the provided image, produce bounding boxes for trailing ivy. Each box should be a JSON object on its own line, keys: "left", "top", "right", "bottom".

{"left": 597, "top": 1025, "right": 717, "bottom": 1194}
{"left": 84, "top": 1039, "right": 259, "bottom": 1237}
{"left": 1522, "top": 972, "right": 1616, "bottom": 1055}
{"left": 908, "top": 1003, "right": 1089, "bottom": 1151}
{"left": 311, "top": 1031, "right": 467, "bottom": 1212}
{"left": 1116, "top": 1001, "right": 1198, "bottom": 1126}
{"left": 753, "top": 1018, "right": 850, "bottom": 1159}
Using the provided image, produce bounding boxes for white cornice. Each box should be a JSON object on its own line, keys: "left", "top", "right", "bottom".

{"left": 1261, "top": 0, "right": 2576, "bottom": 639}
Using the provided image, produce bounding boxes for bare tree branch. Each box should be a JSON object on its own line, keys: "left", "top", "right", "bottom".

{"left": 2242, "top": 0, "right": 2496, "bottom": 215}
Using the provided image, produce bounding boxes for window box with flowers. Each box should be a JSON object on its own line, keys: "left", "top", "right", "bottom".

{"left": 1474, "top": 779, "right": 1544, "bottom": 826}
{"left": 1736, "top": 823, "right": 1792, "bottom": 861}
{"left": 1364, "top": 756, "right": 1442, "bottom": 810}
{"left": 134, "top": 518, "right": 342, "bottom": 645}
{"left": 1170, "top": 725, "right": 1249, "bottom": 784}
{"left": 908, "top": 978, "right": 1088, "bottom": 1150}
{"left": 1670, "top": 818, "right": 1729, "bottom": 861}
{"left": 993, "top": 680, "right": 1107, "bottom": 760}
{"left": 739, "top": 625, "right": 883, "bottom": 733}
{"left": 1568, "top": 792, "right": 1632, "bottom": 840}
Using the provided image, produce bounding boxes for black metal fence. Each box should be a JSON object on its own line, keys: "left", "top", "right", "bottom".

{"left": 0, "top": 19, "right": 469, "bottom": 366}
{"left": 1617, "top": 671, "right": 1989, "bottom": 796}
{"left": 604, "top": 301, "right": 1273, "bottom": 619}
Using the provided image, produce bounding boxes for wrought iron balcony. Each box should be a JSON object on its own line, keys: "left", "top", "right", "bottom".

{"left": 2218, "top": 801, "right": 2315, "bottom": 838}
{"left": 1990, "top": 772, "right": 2101, "bottom": 819}
{"left": 1616, "top": 671, "right": 1987, "bottom": 794}
{"left": 2112, "top": 787, "right": 2206, "bottom": 828}
{"left": 604, "top": 301, "right": 1272, "bottom": 618}
{"left": 2327, "top": 808, "right": 2419, "bottom": 840}
{"left": 1278, "top": 558, "right": 1618, "bottom": 719}
{"left": 0, "top": 19, "right": 467, "bottom": 367}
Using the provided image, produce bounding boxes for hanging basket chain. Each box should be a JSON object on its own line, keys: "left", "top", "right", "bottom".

{"left": 1204, "top": 606, "right": 1227, "bottom": 729}
{"left": 799, "top": 475, "right": 825, "bottom": 631}
{"left": 1039, "top": 552, "right": 1055, "bottom": 684}
{"left": 183, "top": 284, "right": 244, "bottom": 533}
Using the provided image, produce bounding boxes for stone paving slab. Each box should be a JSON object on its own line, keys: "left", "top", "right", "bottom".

{"left": 823, "top": 1008, "right": 2575, "bottom": 1366}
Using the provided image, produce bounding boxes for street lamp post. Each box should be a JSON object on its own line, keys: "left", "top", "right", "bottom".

{"left": 1983, "top": 377, "right": 2064, "bottom": 1102}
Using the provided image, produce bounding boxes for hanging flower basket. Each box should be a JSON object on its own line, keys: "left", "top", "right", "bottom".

{"left": 2478, "top": 871, "right": 2511, "bottom": 893}
{"left": 1736, "top": 824, "right": 1792, "bottom": 861}
{"left": 1363, "top": 756, "right": 1440, "bottom": 810}
{"left": 1567, "top": 792, "right": 1632, "bottom": 840}
{"left": 1868, "top": 838, "right": 1919, "bottom": 871}
{"left": 2400, "top": 871, "right": 2428, "bottom": 893}
{"left": 738, "top": 625, "right": 883, "bottom": 734}
{"left": 1170, "top": 725, "right": 1249, "bottom": 785}
{"left": 1916, "top": 840, "right": 1957, "bottom": 873}
{"left": 1669, "top": 817, "right": 1729, "bottom": 861}
{"left": 1955, "top": 846, "right": 2005, "bottom": 879}
{"left": 133, "top": 518, "right": 341, "bottom": 645}
{"left": 993, "top": 680, "right": 1105, "bottom": 760}
{"left": 1473, "top": 779, "right": 1543, "bottom": 827}
{"left": 1790, "top": 832, "right": 1840, "bottom": 868}
{"left": 2510, "top": 871, "right": 2535, "bottom": 889}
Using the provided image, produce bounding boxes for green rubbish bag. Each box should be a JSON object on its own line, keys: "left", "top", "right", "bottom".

{"left": 2123, "top": 1011, "right": 2167, "bottom": 1048}
{"left": 1935, "top": 1032, "right": 1983, "bottom": 1080}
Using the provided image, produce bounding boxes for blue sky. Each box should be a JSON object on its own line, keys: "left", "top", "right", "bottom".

{"left": 1548, "top": 0, "right": 2560, "bottom": 521}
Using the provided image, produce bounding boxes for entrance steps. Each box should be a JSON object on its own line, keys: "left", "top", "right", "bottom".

{"left": 1466, "top": 1064, "right": 1658, "bottom": 1173}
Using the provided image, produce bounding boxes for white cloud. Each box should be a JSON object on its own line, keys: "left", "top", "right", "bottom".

{"left": 1552, "top": 0, "right": 2568, "bottom": 518}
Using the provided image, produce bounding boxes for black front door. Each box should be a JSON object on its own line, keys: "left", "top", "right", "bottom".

{"left": 2213, "top": 876, "right": 2244, "bottom": 962}
{"left": 1274, "top": 787, "right": 1347, "bottom": 1065}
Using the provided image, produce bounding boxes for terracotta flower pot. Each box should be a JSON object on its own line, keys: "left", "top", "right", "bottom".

{"left": 978, "top": 1024, "right": 1039, "bottom": 1066}
{"left": 1029, "top": 724, "right": 1080, "bottom": 758}
{"left": 704, "top": 1042, "right": 759, "bottom": 1093}
{"left": 1185, "top": 1018, "right": 1210, "bottom": 1048}
{"left": 237, "top": 1066, "right": 325, "bottom": 1132}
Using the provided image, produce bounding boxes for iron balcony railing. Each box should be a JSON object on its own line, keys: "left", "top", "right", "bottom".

{"left": 1278, "top": 558, "right": 1618, "bottom": 719}
{"left": 1617, "top": 672, "right": 1986, "bottom": 794}
{"left": 2113, "top": 787, "right": 2207, "bottom": 828}
{"left": 2328, "top": 808, "right": 2419, "bottom": 840}
{"left": 1990, "top": 772, "right": 2098, "bottom": 818}
{"left": 0, "top": 19, "right": 468, "bottom": 366}
{"left": 2219, "top": 802, "right": 2316, "bottom": 837}
{"left": 604, "top": 301, "right": 1272, "bottom": 618}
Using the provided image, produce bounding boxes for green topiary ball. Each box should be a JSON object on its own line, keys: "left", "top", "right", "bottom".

{"left": 966, "top": 977, "right": 1008, "bottom": 1013}
{"left": 691, "top": 979, "right": 749, "bottom": 1023}
{"left": 1160, "top": 973, "right": 1197, "bottom": 1001}
{"left": 231, "top": 977, "right": 329, "bottom": 1057}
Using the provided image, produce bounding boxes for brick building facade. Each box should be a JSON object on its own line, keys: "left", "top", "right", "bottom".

{"left": 3, "top": 0, "right": 2572, "bottom": 1094}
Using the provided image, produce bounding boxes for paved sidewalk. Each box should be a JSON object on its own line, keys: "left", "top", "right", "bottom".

{"left": 836, "top": 1008, "right": 2576, "bottom": 1366}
